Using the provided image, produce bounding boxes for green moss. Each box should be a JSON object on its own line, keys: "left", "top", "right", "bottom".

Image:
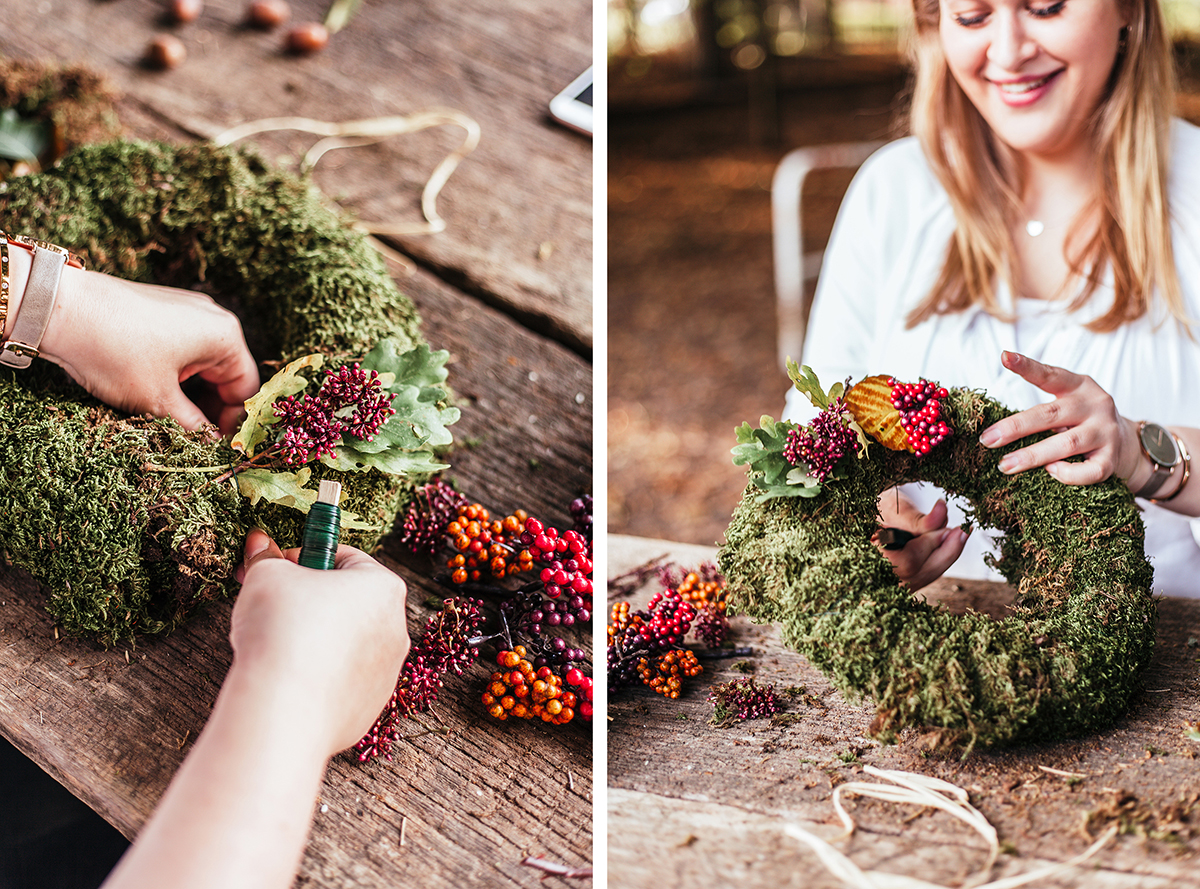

{"left": 0, "top": 141, "right": 430, "bottom": 645}
{"left": 718, "top": 388, "right": 1156, "bottom": 749}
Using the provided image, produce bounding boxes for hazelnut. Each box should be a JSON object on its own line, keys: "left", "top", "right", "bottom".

{"left": 246, "top": 0, "right": 290, "bottom": 29}
{"left": 146, "top": 35, "right": 187, "bottom": 70}
{"left": 286, "top": 22, "right": 329, "bottom": 55}
{"left": 169, "top": 0, "right": 203, "bottom": 23}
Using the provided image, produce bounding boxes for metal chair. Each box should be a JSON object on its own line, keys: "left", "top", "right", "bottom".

{"left": 771, "top": 140, "right": 885, "bottom": 368}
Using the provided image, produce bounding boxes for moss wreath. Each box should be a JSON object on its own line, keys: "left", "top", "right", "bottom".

{"left": 0, "top": 139, "right": 448, "bottom": 646}
{"left": 718, "top": 373, "right": 1156, "bottom": 750}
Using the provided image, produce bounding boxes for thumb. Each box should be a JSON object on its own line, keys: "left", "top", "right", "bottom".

{"left": 914, "top": 498, "right": 949, "bottom": 534}
{"left": 237, "top": 528, "right": 286, "bottom": 583}
{"left": 162, "top": 388, "right": 210, "bottom": 432}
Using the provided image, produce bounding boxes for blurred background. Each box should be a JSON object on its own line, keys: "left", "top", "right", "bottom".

{"left": 608, "top": 0, "right": 1200, "bottom": 547}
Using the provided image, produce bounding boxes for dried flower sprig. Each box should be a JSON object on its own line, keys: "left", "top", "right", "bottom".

{"left": 355, "top": 596, "right": 486, "bottom": 763}
{"left": 399, "top": 478, "right": 470, "bottom": 557}
{"left": 274, "top": 363, "right": 396, "bottom": 464}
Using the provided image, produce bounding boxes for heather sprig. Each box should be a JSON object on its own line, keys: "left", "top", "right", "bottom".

{"left": 355, "top": 596, "right": 487, "bottom": 763}
{"left": 399, "top": 478, "right": 470, "bottom": 557}
{"left": 274, "top": 363, "right": 396, "bottom": 465}
{"left": 708, "top": 677, "right": 784, "bottom": 725}
{"left": 783, "top": 394, "right": 859, "bottom": 482}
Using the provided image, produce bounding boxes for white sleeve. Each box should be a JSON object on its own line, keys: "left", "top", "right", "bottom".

{"left": 784, "top": 146, "right": 897, "bottom": 422}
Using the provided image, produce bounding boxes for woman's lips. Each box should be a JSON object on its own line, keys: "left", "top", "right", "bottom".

{"left": 990, "top": 69, "right": 1062, "bottom": 106}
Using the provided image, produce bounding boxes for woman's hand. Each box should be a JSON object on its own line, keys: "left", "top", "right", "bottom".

{"left": 232, "top": 529, "right": 411, "bottom": 756}
{"left": 978, "top": 351, "right": 1142, "bottom": 486}
{"left": 37, "top": 265, "right": 260, "bottom": 436}
{"left": 875, "top": 490, "right": 970, "bottom": 591}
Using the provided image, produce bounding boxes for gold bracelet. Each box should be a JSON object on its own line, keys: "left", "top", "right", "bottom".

{"left": 0, "top": 229, "right": 9, "bottom": 336}
{"left": 1152, "top": 433, "right": 1191, "bottom": 503}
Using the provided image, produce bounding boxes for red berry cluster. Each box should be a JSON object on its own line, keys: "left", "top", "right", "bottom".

{"left": 888, "top": 377, "right": 953, "bottom": 454}
{"left": 445, "top": 503, "right": 532, "bottom": 583}
{"left": 482, "top": 647, "right": 592, "bottom": 724}
{"left": 607, "top": 590, "right": 700, "bottom": 693}
{"left": 522, "top": 520, "right": 594, "bottom": 601}
{"left": 354, "top": 597, "right": 486, "bottom": 763}
{"left": 783, "top": 395, "right": 858, "bottom": 481}
{"left": 637, "top": 649, "right": 702, "bottom": 699}
{"left": 274, "top": 363, "right": 396, "bottom": 464}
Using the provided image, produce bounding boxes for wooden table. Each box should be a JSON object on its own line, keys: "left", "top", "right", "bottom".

{"left": 609, "top": 535, "right": 1200, "bottom": 889}
{"left": 0, "top": 2, "right": 593, "bottom": 886}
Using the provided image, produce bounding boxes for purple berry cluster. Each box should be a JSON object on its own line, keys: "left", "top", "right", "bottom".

{"left": 274, "top": 363, "right": 396, "bottom": 465}
{"left": 400, "top": 478, "right": 469, "bottom": 557}
{"left": 355, "top": 597, "right": 486, "bottom": 763}
{"left": 693, "top": 604, "right": 729, "bottom": 648}
{"left": 783, "top": 396, "right": 858, "bottom": 481}
{"left": 888, "top": 377, "right": 952, "bottom": 454}
{"left": 707, "top": 678, "right": 783, "bottom": 723}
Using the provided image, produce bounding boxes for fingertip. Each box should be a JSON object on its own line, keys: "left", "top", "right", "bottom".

{"left": 245, "top": 527, "right": 273, "bottom": 560}
{"left": 243, "top": 528, "right": 285, "bottom": 571}
{"left": 171, "top": 396, "right": 210, "bottom": 432}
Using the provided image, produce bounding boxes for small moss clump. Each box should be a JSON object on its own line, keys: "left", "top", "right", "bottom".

{"left": 718, "top": 388, "right": 1156, "bottom": 750}
{"left": 0, "top": 140, "right": 430, "bottom": 645}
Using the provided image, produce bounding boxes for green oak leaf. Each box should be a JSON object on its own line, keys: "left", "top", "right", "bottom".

{"left": 732, "top": 415, "right": 823, "bottom": 501}
{"left": 785, "top": 360, "right": 848, "bottom": 412}
{"left": 235, "top": 465, "right": 382, "bottom": 531}
{"left": 231, "top": 353, "right": 324, "bottom": 457}
{"left": 321, "top": 445, "right": 450, "bottom": 475}
{"left": 236, "top": 466, "right": 319, "bottom": 510}
{"left": 361, "top": 339, "right": 450, "bottom": 391}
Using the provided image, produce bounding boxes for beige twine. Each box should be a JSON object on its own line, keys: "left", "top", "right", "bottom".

{"left": 213, "top": 110, "right": 481, "bottom": 237}
{"left": 785, "top": 766, "right": 1118, "bottom": 889}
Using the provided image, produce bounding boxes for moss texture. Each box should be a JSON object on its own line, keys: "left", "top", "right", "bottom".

{"left": 0, "top": 140, "right": 428, "bottom": 645}
{"left": 718, "top": 388, "right": 1156, "bottom": 749}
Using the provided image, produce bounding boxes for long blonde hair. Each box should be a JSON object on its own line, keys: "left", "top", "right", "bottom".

{"left": 906, "top": 0, "right": 1183, "bottom": 331}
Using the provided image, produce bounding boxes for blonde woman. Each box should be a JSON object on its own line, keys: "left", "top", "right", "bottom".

{"left": 787, "top": 0, "right": 1200, "bottom": 595}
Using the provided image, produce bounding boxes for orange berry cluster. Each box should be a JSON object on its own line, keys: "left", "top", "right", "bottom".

{"left": 446, "top": 503, "right": 532, "bottom": 583}
{"left": 482, "top": 646, "right": 578, "bottom": 725}
{"left": 636, "top": 649, "right": 703, "bottom": 699}
{"left": 677, "top": 572, "right": 728, "bottom": 615}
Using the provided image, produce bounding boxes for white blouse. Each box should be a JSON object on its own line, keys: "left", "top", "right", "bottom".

{"left": 784, "top": 120, "right": 1200, "bottom": 598}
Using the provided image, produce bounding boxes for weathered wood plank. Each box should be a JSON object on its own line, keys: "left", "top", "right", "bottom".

{"left": 0, "top": 0, "right": 592, "bottom": 352}
{"left": 608, "top": 535, "right": 1200, "bottom": 888}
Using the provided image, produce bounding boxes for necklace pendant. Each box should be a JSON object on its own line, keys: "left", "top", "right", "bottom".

{"left": 1026, "top": 220, "right": 1045, "bottom": 237}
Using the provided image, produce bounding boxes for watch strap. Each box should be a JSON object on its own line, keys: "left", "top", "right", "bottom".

{"left": 0, "top": 245, "right": 68, "bottom": 369}
{"left": 1135, "top": 462, "right": 1173, "bottom": 499}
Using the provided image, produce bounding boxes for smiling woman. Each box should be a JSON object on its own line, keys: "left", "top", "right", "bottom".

{"left": 787, "top": 0, "right": 1200, "bottom": 599}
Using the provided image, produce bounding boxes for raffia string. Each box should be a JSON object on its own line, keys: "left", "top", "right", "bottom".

{"left": 784, "top": 767, "right": 1118, "bottom": 889}
{"left": 213, "top": 110, "right": 481, "bottom": 236}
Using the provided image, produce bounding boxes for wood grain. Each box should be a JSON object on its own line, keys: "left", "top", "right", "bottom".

{"left": 608, "top": 535, "right": 1200, "bottom": 888}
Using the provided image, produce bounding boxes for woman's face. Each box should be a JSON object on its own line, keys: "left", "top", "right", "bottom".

{"left": 939, "top": 0, "right": 1128, "bottom": 162}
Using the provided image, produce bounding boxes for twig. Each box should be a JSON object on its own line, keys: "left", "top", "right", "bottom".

{"left": 520, "top": 857, "right": 593, "bottom": 879}
{"left": 695, "top": 646, "right": 754, "bottom": 660}
{"left": 607, "top": 554, "right": 671, "bottom": 600}
{"left": 1038, "top": 765, "right": 1088, "bottom": 779}
{"left": 399, "top": 816, "right": 407, "bottom": 847}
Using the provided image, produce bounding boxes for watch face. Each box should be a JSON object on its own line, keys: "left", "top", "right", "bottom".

{"left": 1141, "top": 422, "right": 1179, "bottom": 466}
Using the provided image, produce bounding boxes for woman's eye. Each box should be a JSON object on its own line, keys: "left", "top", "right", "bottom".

{"left": 953, "top": 11, "right": 989, "bottom": 26}
{"left": 1029, "top": 0, "right": 1066, "bottom": 17}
